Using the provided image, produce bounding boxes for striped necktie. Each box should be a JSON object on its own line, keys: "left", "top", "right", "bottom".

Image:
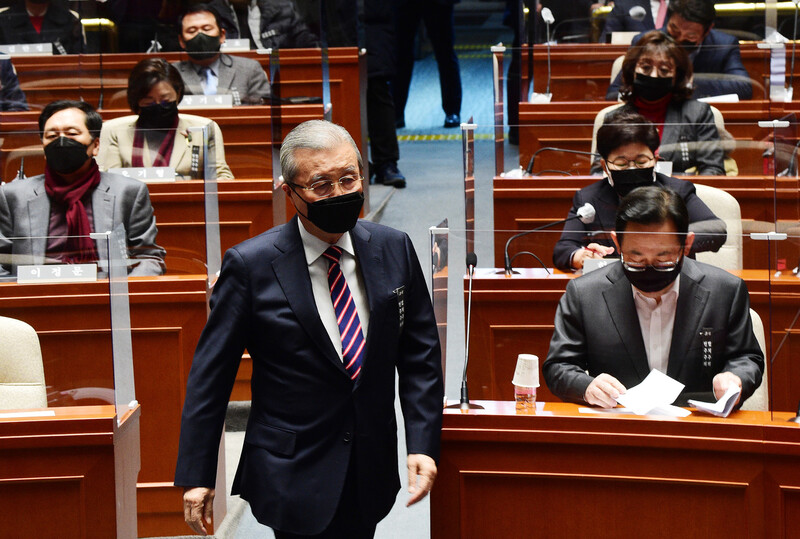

{"left": 323, "top": 246, "right": 365, "bottom": 380}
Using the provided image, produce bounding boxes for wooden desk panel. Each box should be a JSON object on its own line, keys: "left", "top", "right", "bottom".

{"left": 0, "top": 105, "right": 322, "bottom": 180}
{"left": 0, "top": 405, "right": 140, "bottom": 539}
{"left": 521, "top": 43, "right": 770, "bottom": 101}
{"left": 432, "top": 401, "right": 800, "bottom": 538}
{"left": 147, "top": 179, "right": 273, "bottom": 274}
{"left": 8, "top": 47, "right": 363, "bottom": 151}
{"left": 493, "top": 174, "right": 800, "bottom": 270}
{"left": 465, "top": 269, "right": 800, "bottom": 411}
{"left": 518, "top": 100, "right": 778, "bottom": 177}
{"left": 0, "top": 276, "right": 223, "bottom": 536}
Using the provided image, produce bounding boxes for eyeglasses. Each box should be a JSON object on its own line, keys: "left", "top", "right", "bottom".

{"left": 621, "top": 253, "right": 682, "bottom": 272}
{"left": 290, "top": 175, "right": 363, "bottom": 199}
{"left": 607, "top": 155, "right": 656, "bottom": 169}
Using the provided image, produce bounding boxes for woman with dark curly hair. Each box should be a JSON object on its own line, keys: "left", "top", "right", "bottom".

{"left": 97, "top": 57, "right": 234, "bottom": 180}
{"left": 593, "top": 30, "right": 725, "bottom": 176}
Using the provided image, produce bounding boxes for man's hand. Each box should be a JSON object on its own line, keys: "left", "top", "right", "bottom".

{"left": 713, "top": 372, "right": 743, "bottom": 402}
{"left": 183, "top": 487, "right": 215, "bottom": 535}
{"left": 406, "top": 453, "right": 437, "bottom": 507}
{"left": 571, "top": 243, "right": 615, "bottom": 270}
{"left": 584, "top": 373, "right": 626, "bottom": 408}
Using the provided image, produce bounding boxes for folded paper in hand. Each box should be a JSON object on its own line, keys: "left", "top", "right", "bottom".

{"left": 687, "top": 385, "right": 741, "bottom": 418}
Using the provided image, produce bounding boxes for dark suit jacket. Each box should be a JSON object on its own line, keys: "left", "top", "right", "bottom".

{"left": 174, "top": 217, "right": 444, "bottom": 534}
{"left": 552, "top": 173, "right": 726, "bottom": 271}
{"left": 0, "top": 170, "right": 166, "bottom": 276}
{"left": 599, "top": 0, "right": 655, "bottom": 43}
{"left": 0, "top": 1, "right": 85, "bottom": 54}
{"left": 172, "top": 54, "right": 271, "bottom": 105}
{"left": 607, "top": 29, "right": 753, "bottom": 100}
{"left": 0, "top": 58, "right": 26, "bottom": 111}
{"left": 543, "top": 258, "right": 764, "bottom": 405}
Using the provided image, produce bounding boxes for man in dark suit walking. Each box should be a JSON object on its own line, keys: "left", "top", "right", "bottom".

{"left": 544, "top": 185, "right": 763, "bottom": 408}
{"left": 175, "top": 120, "right": 444, "bottom": 537}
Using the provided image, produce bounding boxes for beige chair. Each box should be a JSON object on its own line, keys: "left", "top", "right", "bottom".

{"left": 610, "top": 55, "right": 625, "bottom": 83}
{"left": 694, "top": 183, "right": 743, "bottom": 271}
{"left": 0, "top": 316, "right": 47, "bottom": 410}
{"left": 741, "top": 309, "right": 768, "bottom": 411}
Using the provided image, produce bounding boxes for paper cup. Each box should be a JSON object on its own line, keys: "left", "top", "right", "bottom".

{"left": 512, "top": 354, "right": 540, "bottom": 388}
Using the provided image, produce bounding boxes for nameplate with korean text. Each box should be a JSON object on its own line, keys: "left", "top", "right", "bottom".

{"left": 18, "top": 264, "right": 97, "bottom": 283}
{"left": 108, "top": 167, "right": 177, "bottom": 182}
{"left": 179, "top": 94, "right": 234, "bottom": 108}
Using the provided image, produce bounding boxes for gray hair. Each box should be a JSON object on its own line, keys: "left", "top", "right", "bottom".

{"left": 280, "top": 120, "right": 363, "bottom": 184}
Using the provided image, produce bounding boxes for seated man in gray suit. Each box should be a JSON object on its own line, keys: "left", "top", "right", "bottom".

{"left": 172, "top": 3, "right": 271, "bottom": 106}
{"left": 0, "top": 100, "right": 166, "bottom": 277}
{"left": 543, "top": 185, "right": 762, "bottom": 409}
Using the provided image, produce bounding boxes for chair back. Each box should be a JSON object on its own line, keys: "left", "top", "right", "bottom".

{"left": 694, "top": 183, "right": 743, "bottom": 270}
{"left": 0, "top": 316, "right": 47, "bottom": 410}
{"left": 740, "top": 309, "right": 768, "bottom": 411}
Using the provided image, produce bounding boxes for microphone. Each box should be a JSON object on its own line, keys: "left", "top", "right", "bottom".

{"left": 503, "top": 203, "right": 596, "bottom": 276}
{"left": 525, "top": 147, "right": 601, "bottom": 175}
{"left": 446, "top": 253, "right": 484, "bottom": 411}
{"left": 541, "top": 7, "right": 555, "bottom": 26}
{"left": 629, "top": 5, "right": 647, "bottom": 22}
{"left": 541, "top": 8, "right": 555, "bottom": 99}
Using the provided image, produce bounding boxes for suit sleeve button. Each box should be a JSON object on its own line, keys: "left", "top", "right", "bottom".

{"left": 343, "top": 432, "right": 352, "bottom": 443}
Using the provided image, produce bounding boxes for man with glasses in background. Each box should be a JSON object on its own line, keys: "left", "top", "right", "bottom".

{"left": 544, "top": 185, "right": 763, "bottom": 409}
{"left": 175, "top": 119, "right": 443, "bottom": 538}
{"left": 553, "top": 110, "right": 725, "bottom": 272}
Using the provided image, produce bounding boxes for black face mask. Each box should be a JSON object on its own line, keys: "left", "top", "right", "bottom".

{"left": 633, "top": 72, "right": 674, "bottom": 102}
{"left": 679, "top": 40, "right": 700, "bottom": 55}
{"left": 45, "top": 136, "right": 91, "bottom": 175}
{"left": 623, "top": 254, "right": 684, "bottom": 293}
{"left": 137, "top": 101, "right": 179, "bottom": 130}
{"left": 296, "top": 191, "right": 364, "bottom": 234}
{"left": 184, "top": 32, "right": 221, "bottom": 61}
{"left": 607, "top": 166, "right": 656, "bottom": 198}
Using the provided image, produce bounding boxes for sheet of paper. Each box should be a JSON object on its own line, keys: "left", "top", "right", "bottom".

{"left": 688, "top": 385, "right": 741, "bottom": 418}
{"left": 616, "top": 370, "right": 685, "bottom": 416}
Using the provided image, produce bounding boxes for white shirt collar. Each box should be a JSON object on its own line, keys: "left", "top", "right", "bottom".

{"left": 296, "top": 218, "right": 355, "bottom": 266}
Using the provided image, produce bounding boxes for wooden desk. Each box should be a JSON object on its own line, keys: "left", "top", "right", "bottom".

{"left": 518, "top": 100, "right": 778, "bottom": 176}
{"left": 147, "top": 179, "right": 273, "bottom": 274}
{"left": 0, "top": 104, "right": 323, "bottom": 180}
{"left": 7, "top": 48, "right": 363, "bottom": 151}
{"left": 465, "top": 268, "right": 800, "bottom": 411}
{"left": 0, "top": 405, "right": 140, "bottom": 539}
{"left": 0, "top": 276, "right": 225, "bottom": 536}
{"left": 432, "top": 401, "right": 800, "bottom": 538}
{"left": 520, "top": 43, "right": 771, "bottom": 101}
{"left": 493, "top": 174, "right": 800, "bottom": 270}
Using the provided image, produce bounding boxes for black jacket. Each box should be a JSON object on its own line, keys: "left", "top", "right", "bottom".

{"left": 0, "top": 1, "right": 85, "bottom": 54}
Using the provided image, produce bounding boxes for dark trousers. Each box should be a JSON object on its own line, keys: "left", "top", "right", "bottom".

{"left": 394, "top": 1, "right": 462, "bottom": 119}
{"left": 367, "top": 76, "right": 400, "bottom": 167}
{"left": 272, "top": 455, "right": 377, "bottom": 539}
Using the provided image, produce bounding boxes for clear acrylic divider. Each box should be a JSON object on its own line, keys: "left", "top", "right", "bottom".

{"left": 429, "top": 220, "right": 450, "bottom": 395}
{"left": 0, "top": 232, "right": 133, "bottom": 423}
{"left": 437, "top": 227, "right": 774, "bottom": 419}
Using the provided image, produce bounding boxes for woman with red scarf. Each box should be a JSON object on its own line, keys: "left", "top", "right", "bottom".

{"left": 97, "top": 58, "right": 234, "bottom": 181}
{"left": 0, "top": 100, "right": 166, "bottom": 276}
{"left": 593, "top": 31, "right": 725, "bottom": 176}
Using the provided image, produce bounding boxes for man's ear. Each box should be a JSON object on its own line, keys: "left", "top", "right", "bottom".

{"left": 89, "top": 137, "right": 100, "bottom": 157}
{"left": 683, "top": 231, "right": 695, "bottom": 256}
{"left": 219, "top": 28, "right": 226, "bottom": 44}
{"left": 611, "top": 231, "right": 621, "bottom": 252}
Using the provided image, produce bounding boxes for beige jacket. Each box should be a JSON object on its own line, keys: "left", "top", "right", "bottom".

{"left": 97, "top": 113, "right": 234, "bottom": 180}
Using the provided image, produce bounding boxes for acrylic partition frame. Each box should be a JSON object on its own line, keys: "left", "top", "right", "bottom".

{"left": 0, "top": 228, "right": 135, "bottom": 424}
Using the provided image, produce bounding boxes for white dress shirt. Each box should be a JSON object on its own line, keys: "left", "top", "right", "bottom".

{"left": 297, "top": 219, "right": 370, "bottom": 361}
{"left": 632, "top": 275, "right": 680, "bottom": 374}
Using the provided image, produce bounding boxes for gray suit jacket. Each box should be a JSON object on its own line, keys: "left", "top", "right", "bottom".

{"left": 0, "top": 170, "right": 166, "bottom": 276}
{"left": 172, "top": 54, "right": 271, "bottom": 105}
{"left": 543, "top": 258, "right": 764, "bottom": 406}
